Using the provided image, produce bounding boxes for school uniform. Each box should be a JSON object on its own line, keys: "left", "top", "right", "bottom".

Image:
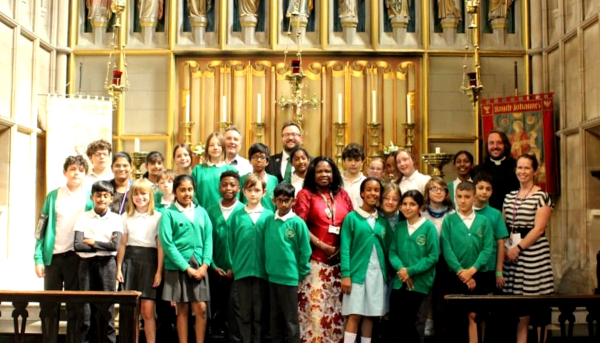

{"left": 191, "top": 162, "right": 237, "bottom": 208}
{"left": 448, "top": 178, "right": 472, "bottom": 207}
{"left": 398, "top": 171, "right": 431, "bottom": 195}
{"left": 340, "top": 209, "right": 390, "bottom": 317}
{"left": 159, "top": 202, "right": 213, "bottom": 303}
{"left": 74, "top": 209, "right": 123, "bottom": 343}
{"left": 388, "top": 217, "right": 439, "bottom": 343}
{"left": 228, "top": 205, "right": 273, "bottom": 343}
{"left": 290, "top": 173, "right": 305, "bottom": 196}
{"left": 341, "top": 173, "right": 366, "bottom": 209}
{"left": 264, "top": 210, "right": 312, "bottom": 343}
{"left": 82, "top": 170, "right": 114, "bottom": 191}
{"left": 239, "top": 173, "right": 280, "bottom": 212}
{"left": 475, "top": 205, "right": 509, "bottom": 293}
{"left": 34, "top": 187, "right": 93, "bottom": 343}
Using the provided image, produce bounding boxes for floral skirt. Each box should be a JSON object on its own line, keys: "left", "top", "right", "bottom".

{"left": 298, "top": 260, "right": 345, "bottom": 343}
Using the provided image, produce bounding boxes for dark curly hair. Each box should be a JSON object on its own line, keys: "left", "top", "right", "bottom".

{"left": 302, "top": 156, "right": 343, "bottom": 195}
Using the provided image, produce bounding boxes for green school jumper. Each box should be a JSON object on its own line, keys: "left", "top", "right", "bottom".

{"left": 228, "top": 207, "right": 274, "bottom": 281}
{"left": 159, "top": 204, "right": 213, "bottom": 271}
{"left": 340, "top": 211, "right": 390, "bottom": 284}
{"left": 206, "top": 201, "right": 245, "bottom": 271}
{"left": 239, "top": 173, "right": 279, "bottom": 212}
{"left": 191, "top": 163, "right": 237, "bottom": 208}
{"left": 389, "top": 219, "right": 439, "bottom": 294}
{"left": 441, "top": 212, "right": 494, "bottom": 273}
{"left": 264, "top": 213, "right": 312, "bottom": 286}
{"left": 475, "top": 205, "right": 509, "bottom": 272}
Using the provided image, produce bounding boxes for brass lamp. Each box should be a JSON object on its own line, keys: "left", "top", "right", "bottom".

{"left": 104, "top": 0, "right": 129, "bottom": 111}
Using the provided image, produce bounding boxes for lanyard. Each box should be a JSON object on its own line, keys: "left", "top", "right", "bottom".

{"left": 319, "top": 192, "right": 336, "bottom": 225}
{"left": 511, "top": 185, "right": 535, "bottom": 228}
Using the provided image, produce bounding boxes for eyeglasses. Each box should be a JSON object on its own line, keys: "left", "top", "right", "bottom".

{"left": 430, "top": 186, "right": 447, "bottom": 193}
{"left": 251, "top": 155, "right": 268, "bottom": 161}
{"left": 275, "top": 198, "right": 293, "bottom": 204}
{"left": 282, "top": 132, "right": 301, "bottom": 138}
{"left": 94, "top": 152, "right": 109, "bottom": 158}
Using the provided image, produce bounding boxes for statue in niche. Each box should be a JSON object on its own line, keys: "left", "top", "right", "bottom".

{"left": 338, "top": 0, "right": 358, "bottom": 18}
{"left": 86, "top": 0, "right": 111, "bottom": 20}
{"left": 438, "top": 0, "right": 461, "bottom": 19}
{"left": 286, "top": 0, "right": 313, "bottom": 18}
{"left": 138, "top": 0, "right": 164, "bottom": 22}
{"left": 488, "top": 0, "right": 515, "bottom": 20}
{"left": 237, "top": 0, "right": 260, "bottom": 18}
{"left": 386, "top": 0, "right": 411, "bottom": 19}
{"left": 188, "top": 0, "right": 212, "bottom": 17}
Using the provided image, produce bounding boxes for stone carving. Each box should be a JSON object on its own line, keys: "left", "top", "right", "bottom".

{"left": 237, "top": 0, "right": 260, "bottom": 18}
{"left": 286, "top": 0, "right": 313, "bottom": 18}
{"left": 386, "top": 0, "right": 410, "bottom": 20}
{"left": 438, "top": 0, "right": 461, "bottom": 20}
{"left": 139, "top": 0, "right": 164, "bottom": 22}
{"left": 338, "top": 0, "right": 358, "bottom": 19}
{"left": 488, "top": 0, "right": 515, "bottom": 20}
{"left": 188, "top": 0, "right": 212, "bottom": 17}
{"left": 87, "top": 0, "right": 111, "bottom": 21}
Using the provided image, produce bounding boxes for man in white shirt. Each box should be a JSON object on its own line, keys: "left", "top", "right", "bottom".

{"left": 224, "top": 126, "right": 252, "bottom": 176}
{"left": 266, "top": 121, "right": 304, "bottom": 182}
{"left": 83, "top": 139, "right": 114, "bottom": 190}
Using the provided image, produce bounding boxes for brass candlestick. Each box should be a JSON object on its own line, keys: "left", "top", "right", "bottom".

{"left": 333, "top": 122, "right": 347, "bottom": 167}
{"left": 132, "top": 151, "right": 149, "bottom": 180}
{"left": 421, "top": 151, "right": 454, "bottom": 178}
{"left": 367, "top": 122, "right": 382, "bottom": 161}
{"left": 402, "top": 123, "right": 416, "bottom": 152}
{"left": 219, "top": 121, "right": 231, "bottom": 133}
{"left": 181, "top": 121, "right": 195, "bottom": 146}
{"left": 252, "top": 121, "right": 266, "bottom": 143}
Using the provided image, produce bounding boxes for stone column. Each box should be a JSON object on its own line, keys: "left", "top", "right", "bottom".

{"left": 490, "top": 17, "right": 507, "bottom": 45}
{"left": 340, "top": 16, "right": 358, "bottom": 44}
{"left": 440, "top": 17, "right": 459, "bottom": 45}
{"left": 240, "top": 16, "right": 258, "bottom": 44}
{"left": 391, "top": 16, "right": 409, "bottom": 44}
{"left": 190, "top": 16, "right": 208, "bottom": 45}
{"left": 140, "top": 18, "right": 158, "bottom": 45}
{"left": 55, "top": 0, "right": 70, "bottom": 93}
{"left": 530, "top": 0, "right": 543, "bottom": 93}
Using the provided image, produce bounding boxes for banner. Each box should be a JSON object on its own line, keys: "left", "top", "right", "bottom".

{"left": 481, "top": 93, "right": 557, "bottom": 193}
{"left": 38, "top": 95, "right": 112, "bottom": 191}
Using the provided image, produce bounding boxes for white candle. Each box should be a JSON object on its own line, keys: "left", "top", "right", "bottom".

{"left": 222, "top": 96, "right": 227, "bottom": 122}
{"left": 435, "top": 147, "right": 441, "bottom": 154}
{"left": 372, "top": 90, "right": 376, "bottom": 123}
{"left": 185, "top": 94, "right": 190, "bottom": 122}
{"left": 134, "top": 138, "right": 140, "bottom": 153}
{"left": 337, "top": 93, "right": 343, "bottom": 123}
{"left": 257, "top": 93, "right": 262, "bottom": 122}
{"left": 407, "top": 94, "right": 412, "bottom": 123}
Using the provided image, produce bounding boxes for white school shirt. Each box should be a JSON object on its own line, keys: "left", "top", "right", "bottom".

{"left": 274, "top": 209, "right": 296, "bottom": 222}
{"left": 407, "top": 217, "right": 426, "bottom": 236}
{"left": 74, "top": 209, "right": 123, "bottom": 258}
{"left": 452, "top": 177, "right": 472, "bottom": 204}
{"left": 245, "top": 204, "right": 264, "bottom": 223}
{"left": 457, "top": 210, "right": 476, "bottom": 230}
{"left": 174, "top": 201, "right": 195, "bottom": 222}
{"left": 54, "top": 186, "right": 88, "bottom": 254}
{"left": 399, "top": 170, "right": 431, "bottom": 195}
{"left": 280, "top": 150, "right": 292, "bottom": 178}
{"left": 82, "top": 170, "right": 114, "bottom": 191}
{"left": 342, "top": 173, "right": 367, "bottom": 210}
{"left": 291, "top": 173, "right": 305, "bottom": 196}
{"left": 421, "top": 209, "right": 455, "bottom": 237}
{"left": 355, "top": 207, "right": 378, "bottom": 229}
{"left": 220, "top": 199, "right": 239, "bottom": 221}
{"left": 122, "top": 210, "right": 162, "bottom": 248}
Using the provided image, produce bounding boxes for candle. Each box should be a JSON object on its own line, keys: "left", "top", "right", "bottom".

{"left": 134, "top": 138, "right": 140, "bottom": 153}
{"left": 337, "top": 93, "right": 343, "bottom": 123}
{"left": 185, "top": 94, "right": 190, "bottom": 122}
{"left": 372, "top": 90, "right": 376, "bottom": 123}
{"left": 406, "top": 94, "right": 412, "bottom": 123}
{"left": 257, "top": 94, "right": 262, "bottom": 122}
{"left": 112, "top": 70, "right": 123, "bottom": 86}
{"left": 222, "top": 96, "right": 227, "bottom": 122}
{"left": 435, "top": 147, "right": 441, "bottom": 154}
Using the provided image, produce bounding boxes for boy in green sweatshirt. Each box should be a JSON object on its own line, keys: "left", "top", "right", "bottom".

{"left": 441, "top": 181, "right": 494, "bottom": 343}
{"left": 265, "top": 182, "right": 311, "bottom": 343}
{"left": 240, "top": 143, "right": 279, "bottom": 212}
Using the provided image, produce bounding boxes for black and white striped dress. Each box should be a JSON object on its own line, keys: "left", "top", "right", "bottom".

{"left": 502, "top": 190, "right": 554, "bottom": 295}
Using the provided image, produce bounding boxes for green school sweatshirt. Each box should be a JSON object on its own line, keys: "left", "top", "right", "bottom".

{"left": 206, "top": 201, "right": 245, "bottom": 271}
{"left": 441, "top": 212, "right": 494, "bottom": 273}
{"left": 475, "top": 205, "right": 509, "bottom": 272}
{"left": 340, "top": 211, "right": 390, "bottom": 284}
{"left": 388, "top": 219, "right": 439, "bottom": 294}
{"left": 239, "top": 173, "right": 279, "bottom": 212}
{"left": 191, "top": 163, "right": 237, "bottom": 208}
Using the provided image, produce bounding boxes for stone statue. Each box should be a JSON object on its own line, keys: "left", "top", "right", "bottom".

{"left": 237, "top": 0, "right": 260, "bottom": 18}
{"left": 286, "top": 0, "right": 313, "bottom": 18}
{"left": 338, "top": 0, "right": 357, "bottom": 19}
{"left": 386, "top": 0, "right": 410, "bottom": 19}
{"left": 86, "top": 0, "right": 111, "bottom": 20}
{"left": 138, "top": 0, "right": 164, "bottom": 21}
{"left": 488, "top": 0, "right": 515, "bottom": 20}
{"left": 187, "top": 0, "right": 212, "bottom": 17}
{"left": 438, "top": 0, "right": 461, "bottom": 19}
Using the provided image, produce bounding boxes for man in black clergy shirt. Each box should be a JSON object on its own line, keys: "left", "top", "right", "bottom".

{"left": 472, "top": 130, "right": 520, "bottom": 211}
{"left": 266, "top": 121, "right": 303, "bottom": 182}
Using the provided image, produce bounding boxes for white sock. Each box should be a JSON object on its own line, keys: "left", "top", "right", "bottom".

{"left": 360, "top": 337, "right": 372, "bottom": 343}
{"left": 343, "top": 332, "right": 357, "bottom": 343}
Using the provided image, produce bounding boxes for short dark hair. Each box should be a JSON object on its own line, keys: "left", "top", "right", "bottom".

{"left": 486, "top": 130, "right": 512, "bottom": 159}
{"left": 473, "top": 172, "right": 493, "bottom": 188}
{"left": 248, "top": 143, "right": 270, "bottom": 160}
{"left": 173, "top": 174, "right": 195, "bottom": 193}
{"left": 454, "top": 150, "right": 474, "bottom": 164}
{"left": 302, "top": 156, "right": 343, "bottom": 195}
{"left": 401, "top": 190, "right": 424, "bottom": 208}
{"left": 91, "top": 180, "right": 114, "bottom": 195}
{"left": 359, "top": 177, "right": 383, "bottom": 199}
{"left": 274, "top": 182, "right": 295, "bottom": 198}
{"left": 456, "top": 181, "right": 476, "bottom": 193}
{"left": 290, "top": 147, "right": 309, "bottom": 160}
{"left": 63, "top": 155, "right": 89, "bottom": 174}
{"left": 281, "top": 121, "right": 300, "bottom": 133}
{"left": 517, "top": 154, "right": 539, "bottom": 171}
{"left": 342, "top": 142, "right": 365, "bottom": 160}
{"left": 172, "top": 143, "right": 192, "bottom": 159}
{"left": 112, "top": 152, "right": 132, "bottom": 167}
{"left": 86, "top": 139, "right": 112, "bottom": 158}
{"left": 146, "top": 151, "right": 164, "bottom": 164}
{"left": 220, "top": 170, "right": 240, "bottom": 182}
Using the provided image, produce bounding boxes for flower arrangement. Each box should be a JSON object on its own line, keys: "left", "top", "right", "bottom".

{"left": 192, "top": 142, "right": 205, "bottom": 157}
{"left": 382, "top": 141, "right": 399, "bottom": 156}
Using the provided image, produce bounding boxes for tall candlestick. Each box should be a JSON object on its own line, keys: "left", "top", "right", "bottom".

{"left": 407, "top": 94, "right": 412, "bottom": 123}
{"left": 372, "top": 90, "right": 377, "bottom": 123}
{"left": 337, "top": 93, "right": 343, "bottom": 123}
{"left": 134, "top": 138, "right": 140, "bottom": 153}
{"left": 257, "top": 93, "right": 262, "bottom": 122}
{"left": 435, "top": 147, "right": 441, "bottom": 154}
{"left": 185, "top": 94, "right": 190, "bottom": 122}
{"left": 222, "top": 96, "right": 227, "bottom": 122}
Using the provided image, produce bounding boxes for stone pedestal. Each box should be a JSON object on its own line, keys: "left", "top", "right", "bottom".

{"left": 440, "top": 17, "right": 459, "bottom": 45}
{"left": 290, "top": 16, "right": 308, "bottom": 44}
{"left": 340, "top": 17, "right": 358, "bottom": 44}
{"left": 240, "top": 16, "right": 258, "bottom": 45}
{"left": 391, "top": 16, "right": 409, "bottom": 44}
{"left": 491, "top": 18, "right": 507, "bottom": 45}
{"left": 91, "top": 16, "right": 108, "bottom": 45}
{"left": 190, "top": 16, "right": 208, "bottom": 45}
{"left": 140, "top": 18, "right": 157, "bottom": 45}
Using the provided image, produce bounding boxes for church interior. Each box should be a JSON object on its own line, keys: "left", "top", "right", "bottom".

{"left": 0, "top": 0, "right": 599, "bottom": 325}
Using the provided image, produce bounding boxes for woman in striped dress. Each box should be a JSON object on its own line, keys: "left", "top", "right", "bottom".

{"left": 502, "top": 154, "right": 553, "bottom": 343}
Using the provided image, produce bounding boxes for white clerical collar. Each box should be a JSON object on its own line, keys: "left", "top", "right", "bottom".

{"left": 356, "top": 207, "right": 379, "bottom": 219}
{"left": 490, "top": 156, "right": 506, "bottom": 165}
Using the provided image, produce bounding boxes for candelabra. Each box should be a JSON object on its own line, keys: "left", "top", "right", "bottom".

{"left": 219, "top": 121, "right": 231, "bottom": 133}
{"left": 422, "top": 150, "right": 454, "bottom": 178}
{"left": 460, "top": 0, "right": 484, "bottom": 106}
{"left": 104, "top": 0, "right": 129, "bottom": 111}
{"left": 402, "top": 123, "right": 416, "bottom": 152}
{"left": 368, "top": 122, "right": 382, "bottom": 160}
{"left": 132, "top": 151, "right": 148, "bottom": 180}
{"left": 252, "top": 121, "right": 266, "bottom": 143}
{"left": 333, "top": 122, "right": 347, "bottom": 167}
{"left": 181, "top": 122, "right": 195, "bottom": 146}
